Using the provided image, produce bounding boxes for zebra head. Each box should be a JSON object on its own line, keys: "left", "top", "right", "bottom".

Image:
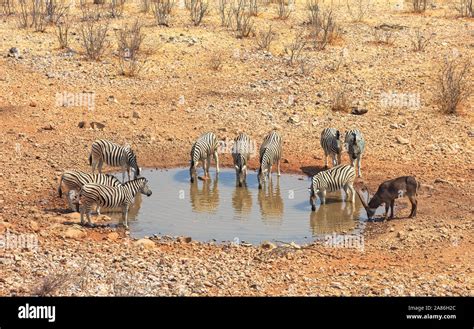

{"left": 335, "top": 130, "right": 342, "bottom": 154}
{"left": 234, "top": 154, "right": 247, "bottom": 187}
{"left": 137, "top": 177, "right": 152, "bottom": 197}
{"left": 124, "top": 146, "right": 140, "bottom": 179}
{"left": 257, "top": 166, "right": 268, "bottom": 189}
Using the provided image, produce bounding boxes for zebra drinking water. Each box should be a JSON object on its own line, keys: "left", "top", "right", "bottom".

{"left": 58, "top": 170, "right": 122, "bottom": 211}
{"left": 309, "top": 164, "right": 356, "bottom": 211}
{"left": 189, "top": 132, "right": 219, "bottom": 183}
{"left": 79, "top": 177, "right": 152, "bottom": 228}
{"left": 258, "top": 131, "right": 282, "bottom": 189}
{"left": 89, "top": 139, "right": 141, "bottom": 183}
{"left": 344, "top": 129, "right": 365, "bottom": 177}
{"left": 232, "top": 133, "right": 253, "bottom": 187}
{"left": 320, "top": 128, "right": 342, "bottom": 168}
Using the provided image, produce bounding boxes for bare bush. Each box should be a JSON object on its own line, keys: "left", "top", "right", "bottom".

{"left": 152, "top": 0, "right": 174, "bottom": 26}
{"left": 108, "top": 0, "right": 125, "bottom": 18}
{"left": 331, "top": 88, "right": 350, "bottom": 112}
{"left": 17, "top": 0, "right": 28, "bottom": 27}
{"left": 189, "top": 0, "right": 208, "bottom": 26}
{"left": 346, "top": 0, "right": 370, "bottom": 22}
{"left": 1, "top": 0, "right": 16, "bottom": 15}
{"left": 276, "top": 0, "right": 292, "bottom": 19}
{"left": 412, "top": 0, "right": 426, "bottom": 12}
{"left": 116, "top": 20, "right": 146, "bottom": 76}
{"left": 80, "top": 19, "right": 110, "bottom": 60}
{"left": 455, "top": 0, "right": 473, "bottom": 17}
{"left": 209, "top": 52, "right": 223, "bottom": 70}
{"left": 33, "top": 271, "right": 75, "bottom": 296}
{"left": 248, "top": 0, "right": 258, "bottom": 16}
{"left": 284, "top": 30, "right": 306, "bottom": 65}
{"left": 372, "top": 28, "right": 396, "bottom": 45}
{"left": 298, "top": 56, "right": 315, "bottom": 75}
{"left": 56, "top": 20, "right": 69, "bottom": 48}
{"left": 45, "top": 0, "right": 69, "bottom": 24}
{"left": 411, "top": 28, "right": 431, "bottom": 52}
{"left": 307, "top": 2, "right": 338, "bottom": 51}
{"left": 232, "top": 0, "right": 254, "bottom": 38}
{"left": 80, "top": 0, "right": 103, "bottom": 20}
{"left": 256, "top": 25, "right": 276, "bottom": 51}
{"left": 437, "top": 58, "right": 471, "bottom": 114}
{"left": 218, "top": 0, "right": 230, "bottom": 26}
{"left": 140, "top": 0, "right": 150, "bottom": 12}
{"left": 31, "top": 0, "right": 48, "bottom": 32}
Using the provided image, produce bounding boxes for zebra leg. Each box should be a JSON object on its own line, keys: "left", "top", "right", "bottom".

{"left": 321, "top": 190, "right": 327, "bottom": 205}
{"left": 80, "top": 205, "right": 85, "bottom": 225}
{"left": 122, "top": 204, "right": 129, "bottom": 228}
{"left": 277, "top": 160, "right": 281, "bottom": 176}
{"left": 67, "top": 190, "right": 75, "bottom": 212}
{"left": 348, "top": 183, "right": 356, "bottom": 203}
{"left": 310, "top": 193, "right": 316, "bottom": 211}
{"left": 207, "top": 156, "right": 211, "bottom": 178}
{"left": 214, "top": 150, "right": 220, "bottom": 174}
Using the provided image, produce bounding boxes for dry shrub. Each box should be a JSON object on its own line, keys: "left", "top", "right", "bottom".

{"left": 298, "top": 56, "right": 315, "bottom": 76}
{"left": 218, "top": 0, "right": 231, "bottom": 26}
{"left": 45, "top": 0, "right": 69, "bottom": 24}
{"left": 248, "top": 0, "right": 258, "bottom": 16}
{"left": 152, "top": 0, "right": 174, "bottom": 26}
{"left": 437, "top": 58, "right": 471, "bottom": 114}
{"left": 116, "top": 19, "right": 146, "bottom": 76}
{"left": 345, "top": 0, "right": 370, "bottom": 22}
{"left": 455, "top": 0, "right": 473, "bottom": 17}
{"left": 307, "top": 0, "right": 339, "bottom": 50}
{"left": 209, "top": 52, "right": 224, "bottom": 71}
{"left": 189, "top": 0, "right": 208, "bottom": 26}
{"left": 80, "top": 0, "right": 104, "bottom": 21}
{"left": 56, "top": 20, "right": 69, "bottom": 48}
{"left": 412, "top": 0, "right": 426, "bottom": 12}
{"left": 276, "top": 0, "right": 292, "bottom": 19}
{"left": 372, "top": 28, "right": 396, "bottom": 46}
{"left": 109, "top": 0, "right": 125, "bottom": 18}
{"left": 32, "top": 265, "right": 89, "bottom": 296}
{"left": 284, "top": 30, "right": 307, "bottom": 66}
{"left": 1, "top": 0, "right": 16, "bottom": 15}
{"left": 140, "top": 0, "right": 151, "bottom": 12}
{"left": 80, "top": 19, "right": 110, "bottom": 60}
{"left": 411, "top": 28, "right": 431, "bottom": 52}
{"left": 232, "top": 0, "right": 254, "bottom": 38}
{"left": 256, "top": 25, "right": 276, "bottom": 51}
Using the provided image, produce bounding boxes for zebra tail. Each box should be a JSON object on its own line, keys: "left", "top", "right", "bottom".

{"left": 88, "top": 153, "right": 92, "bottom": 166}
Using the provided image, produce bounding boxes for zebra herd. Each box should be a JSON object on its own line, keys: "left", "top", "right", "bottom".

{"left": 58, "top": 128, "right": 366, "bottom": 228}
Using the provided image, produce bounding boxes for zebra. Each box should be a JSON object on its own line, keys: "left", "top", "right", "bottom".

{"left": 79, "top": 177, "right": 152, "bottom": 228}
{"left": 320, "top": 128, "right": 342, "bottom": 168}
{"left": 344, "top": 129, "right": 365, "bottom": 177}
{"left": 189, "top": 132, "right": 219, "bottom": 183}
{"left": 89, "top": 139, "right": 141, "bottom": 183}
{"left": 258, "top": 130, "right": 282, "bottom": 189}
{"left": 232, "top": 133, "right": 253, "bottom": 187}
{"left": 58, "top": 170, "right": 122, "bottom": 211}
{"left": 309, "top": 164, "right": 356, "bottom": 211}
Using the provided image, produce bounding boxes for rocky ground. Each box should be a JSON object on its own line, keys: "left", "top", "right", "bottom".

{"left": 0, "top": 0, "right": 473, "bottom": 295}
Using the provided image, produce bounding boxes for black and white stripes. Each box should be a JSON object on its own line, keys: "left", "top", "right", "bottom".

{"left": 79, "top": 177, "right": 152, "bottom": 227}
{"left": 189, "top": 132, "right": 220, "bottom": 183}
{"left": 258, "top": 131, "right": 282, "bottom": 189}
{"left": 309, "top": 164, "right": 356, "bottom": 211}
{"left": 320, "top": 128, "right": 342, "bottom": 168}
{"left": 89, "top": 139, "right": 140, "bottom": 183}
{"left": 58, "top": 170, "right": 122, "bottom": 211}
{"left": 232, "top": 133, "right": 252, "bottom": 187}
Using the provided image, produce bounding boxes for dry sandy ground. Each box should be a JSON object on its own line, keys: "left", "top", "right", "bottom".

{"left": 0, "top": 0, "right": 472, "bottom": 295}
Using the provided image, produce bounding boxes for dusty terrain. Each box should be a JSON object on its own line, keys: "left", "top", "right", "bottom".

{"left": 0, "top": 0, "right": 473, "bottom": 295}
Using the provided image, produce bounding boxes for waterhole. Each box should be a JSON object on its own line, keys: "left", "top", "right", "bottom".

{"left": 105, "top": 168, "right": 378, "bottom": 244}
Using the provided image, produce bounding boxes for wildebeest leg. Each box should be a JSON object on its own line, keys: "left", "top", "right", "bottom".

{"left": 408, "top": 195, "right": 417, "bottom": 217}
{"left": 384, "top": 203, "right": 390, "bottom": 221}
{"left": 389, "top": 200, "right": 395, "bottom": 219}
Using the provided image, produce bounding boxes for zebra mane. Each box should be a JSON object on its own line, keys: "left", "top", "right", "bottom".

{"left": 123, "top": 177, "right": 147, "bottom": 191}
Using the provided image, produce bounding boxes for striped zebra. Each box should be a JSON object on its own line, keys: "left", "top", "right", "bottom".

{"left": 232, "top": 133, "right": 253, "bottom": 187}
{"left": 79, "top": 177, "right": 152, "bottom": 228}
{"left": 258, "top": 130, "right": 282, "bottom": 189}
{"left": 89, "top": 139, "right": 141, "bottom": 183}
{"left": 344, "top": 129, "right": 365, "bottom": 177}
{"left": 320, "top": 128, "right": 342, "bottom": 168}
{"left": 309, "top": 164, "right": 356, "bottom": 211}
{"left": 189, "top": 132, "right": 219, "bottom": 183}
{"left": 58, "top": 170, "right": 122, "bottom": 211}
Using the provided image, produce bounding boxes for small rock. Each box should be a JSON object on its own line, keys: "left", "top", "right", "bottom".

{"left": 260, "top": 241, "right": 276, "bottom": 250}
{"left": 351, "top": 107, "right": 368, "bottom": 115}
{"left": 107, "top": 232, "right": 120, "bottom": 241}
{"left": 78, "top": 121, "right": 86, "bottom": 128}
{"left": 288, "top": 115, "right": 300, "bottom": 124}
{"left": 177, "top": 236, "right": 192, "bottom": 243}
{"left": 90, "top": 122, "right": 105, "bottom": 130}
{"left": 390, "top": 123, "right": 399, "bottom": 129}
{"left": 134, "top": 238, "right": 155, "bottom": 249}
{"left": 30, "top": 221, "right": 39, "bottom": 232}
{"left": 396, "top": 136, "right": 409, "bottom": 145}
{"left": 8, "top": 47, "right": 20, "bottom": 59}
{"left": 42, "top": 123, "right": 54, "bottom": 131}
{"left": 132, "top": 110, "right": 141, "bottom": 119}
{"left": 64, "top": 228, "right": 86, "bottom": 239}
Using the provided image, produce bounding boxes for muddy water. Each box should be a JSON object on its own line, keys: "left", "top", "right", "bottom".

{"left": 106, "top": 168, "right": 374, "bottom": 244}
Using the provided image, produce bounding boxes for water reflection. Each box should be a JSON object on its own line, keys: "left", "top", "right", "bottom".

{"left": 232, "top": 186, "right": 253, "bottom": 216}
{"left": 309, "top": 192, "right": 363, "bottom": 235}
{"left": 190, "top": 177, "right": 219, "bottom": 213}
{"left": 258, "top": 176, "right": 284, "bottom": 223}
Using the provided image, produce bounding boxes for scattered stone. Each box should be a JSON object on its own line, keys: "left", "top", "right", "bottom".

{"left": 134, "top": 238, "right": 156, "bottom": 249}
{"left": 260, "top": 241, "right": 276, "bottom": 250}
{"left": 78, "top": 121, "right": 86, "bottom": 128}
{"left": 64, "top": 228, "right": 86, "bottom": 239}
{"left": 288, "top": 115, "right": 300, "bottom": 124}
{"left": 90, "top": 122, "right": 105, "bottom": 130}
{"left": 396, "top": 136, "right": 409, "bottom": 145}
{"left": 351, "top": 107, "right": 368, "bottom": 115}
{"left": 8, "top": 47, "right": 20, "bottom": 59}
{"left": 132, "top": 111, "right": 141, "bottom": 119}
{"left": 177, "top": 236, "right": 192, "bottom": 243}
{"left": 42, "top": 123, "right": 54, "bottom": 131}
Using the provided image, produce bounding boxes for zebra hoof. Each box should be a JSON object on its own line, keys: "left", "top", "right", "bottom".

{"left": 311, "top": 206, "right": 316, "bottom": 211}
